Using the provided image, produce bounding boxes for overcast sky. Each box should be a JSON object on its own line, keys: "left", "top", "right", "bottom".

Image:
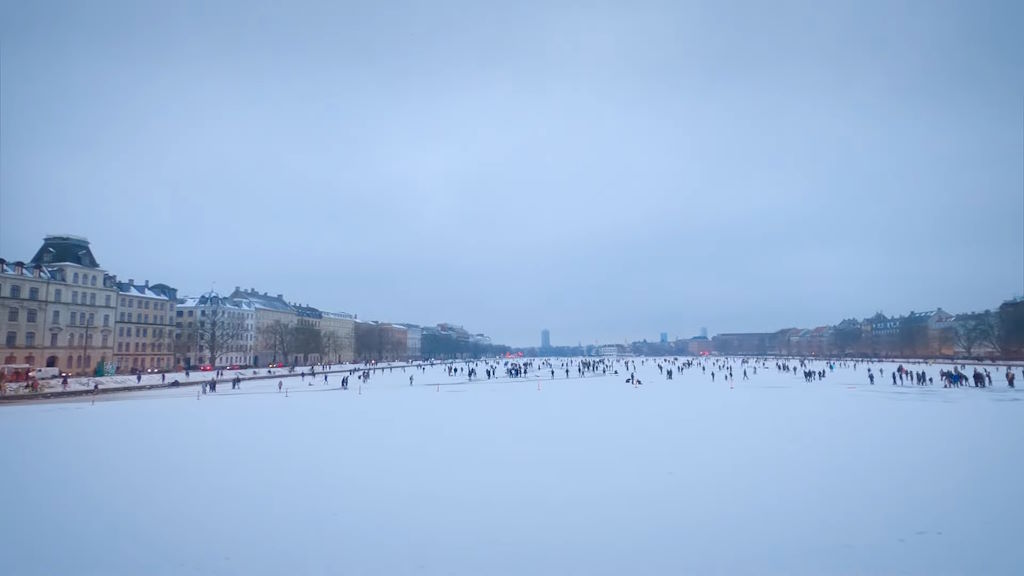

{"left": 1, "top": 0, "right": 1022, "bottom": 347}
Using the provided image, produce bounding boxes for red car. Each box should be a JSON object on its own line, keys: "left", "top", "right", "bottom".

{"left": 199, "top": 364, "right": 214, "bottom": 372}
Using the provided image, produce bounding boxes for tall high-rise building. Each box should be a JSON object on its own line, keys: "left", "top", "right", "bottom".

{"left": 541, "top": 329, "right": 550, "bottom": 349}
{"left": 660, "top": 332, "right": 668, "bottom": 344}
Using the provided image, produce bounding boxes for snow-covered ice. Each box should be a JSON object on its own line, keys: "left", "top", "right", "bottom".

{"left": 1, "top": 358, "right": 1022, "bottom": 575}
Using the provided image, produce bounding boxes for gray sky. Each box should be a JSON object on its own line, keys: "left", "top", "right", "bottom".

{"left": 1, "top": 0, "right": 1022, "bottom": 347}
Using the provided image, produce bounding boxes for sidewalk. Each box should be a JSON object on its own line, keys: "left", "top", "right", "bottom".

{"left": 0, "top": 361, "right": 441, "bottom": 403}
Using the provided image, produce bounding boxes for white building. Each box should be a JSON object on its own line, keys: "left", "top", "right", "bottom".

{"left": 175, "top": 293, "right": 255, "bottom": 368}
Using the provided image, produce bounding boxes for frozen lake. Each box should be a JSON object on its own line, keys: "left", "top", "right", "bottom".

{"left": 1, "top": 358, "right": 1022, "bottom": 575}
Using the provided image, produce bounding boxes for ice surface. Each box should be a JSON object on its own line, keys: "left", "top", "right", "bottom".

{"left": 1, "top": 358, "right": 1022, "bottom": 575}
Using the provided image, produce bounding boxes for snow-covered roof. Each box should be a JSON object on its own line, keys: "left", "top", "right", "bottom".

{"left": 177, "top": 293, "right": 254, "bottom": 311}
{"left": 0, "top": 259, "right": 54, "bottom": 280}
{"left": 230, "top": 289, "right": 295, "bottom": 313}
{"left": 115, "top": 281, "right": 177, "bottom": 301}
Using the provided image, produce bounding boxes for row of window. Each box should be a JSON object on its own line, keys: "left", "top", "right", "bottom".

{"left": 5, "top": 308, "right": 111, "bottom": 327}
{"left": 71, "top": 271, "right": 99, "bottom": 287}
{"left": 117, "top": 311, "right": 171, "bottom": 325}
{"left": 0, "top": 285, "right": 41, "bottom": 300}
{"left": 0, "top": 284, "right": 115, "bottom": 307}
{"left": 117, "top": 326, "right": 168, "bottom": 339}
{"left": 4, "top": 331, "right": 110, "bottom": 348}
{"left": 120, "top": 297, "right": 171, "bottom": 311}
{"left": 117, "top": 342, "right": 166, "bottom": 353}
{"left": 176, "top": 309, "right": 253, "bottom": 320}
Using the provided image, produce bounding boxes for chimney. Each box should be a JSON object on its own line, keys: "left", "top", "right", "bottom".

{"left": 277, "top": 294, "right": 283, "bottom": 300}
{"left": 144, "top": 280, "right": 149, "bottom": 288}
{"left": 128, "top": 278, "right": 134, "bottom": 286}
{"left": 235, "top": 286, "right": 240, "bottom": 292}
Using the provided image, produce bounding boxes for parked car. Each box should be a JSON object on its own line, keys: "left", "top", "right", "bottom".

{"left": 199, "top": 364, "right": 214, "bottom": 372}
{"left": 29, "top": 367, "right": 60, "bottom": 380}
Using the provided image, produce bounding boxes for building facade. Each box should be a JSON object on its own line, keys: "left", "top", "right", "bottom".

{"left": 0, "top": 236, "right": 118, "bottom": 375}
{"left": 174, "top": 293, "right": 255, "bottom": 368}
{"left": 321, "top": 311, "right": 356, "bottom": 363}
{"left": 114, "top": 280, "right": 177, "bottom": 373}
{"left": 231, "top": 288, "right": 296, "bottom": 366}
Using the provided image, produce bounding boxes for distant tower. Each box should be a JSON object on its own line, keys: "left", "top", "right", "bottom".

{"left": 660, "top": 332, "right": 668, "bottom": 344}
{"left": 700, "top": 327, "right": 708, "bottom": 339}
{"left": 541, "top": 329, "right": 551, "bottom": 349}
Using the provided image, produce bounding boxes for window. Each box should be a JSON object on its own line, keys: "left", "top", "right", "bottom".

{"left": 176, "top": 310, "right": 183, "bottom": 318}
{"left": 90, "top": 275, "right": 97, "bottom": 286}
{"left": 128, "top": 299, "right": 133, "bottom": 308}
{"left": 28, "top": 287, "right": 39, "bottom": 300}
{"left": 103, "top": 315, "right": 110, "bottom": 327}
{"left": 10, "top": 285, "right": 21, "bottom": 298}
{"left": 188, "top": 310, "right": 193, "bottom": 317}
{"left": 90, "top": 293, "right": 96, "bottom": 305}
{"left": 50, "top": 333, "right": 58, "bottom": 347}
{"left": 76, "top": 356, "right": 82, "bottom": 368}
{"left": 118, "top": 327, "right": 124, "bottom": 337}
{"left": 87, "top": 313, "right": 94, "bottom": 326}
{"left": 141, "top": 343, "right": 147, "bottom": 353}
{"left": 68, "top": 334, "right": 75, "bottom": 347}
{"left": 8, "top": 308, "right": 18, "bottom": 322}
{"left": 26, "top": 309, "right": 37, "bottom": 323}
{"left": 86, "top": 334, "right": 93, "bottom": 345}
{"left": 145, "top": 301, "right": 150, "bottom": 310}
{"left": 142, "top": 328, "right": 148, "bottom": 337}
{"left": 73, "top": 272, "right": 79, "bottom": 284}
{"left": 72, "top": 291, "right": 78, "bottom": 304}
{"left": 144, "top": 314, "right": 149, "bottom": 323}
{"left": 120, "top": 297, "right": 126, "bottom": 306}
{"left": 119, "top": 312, "right": 125, "bottom": 322}
{"left": 5, "top": 332, "right": 15, "bottom": 347}
{"left": 70, "top": 312, "right": 77, "bottom": 325}
{"left": 135, "top": 327, "right": 141, "bottom": 337}
{"left": 105, "top": 295, "right": 111, "bottom": 307}
{"left": 134, "top": 342, "right": 139, "bottom": 352}
{"left": 52, "top": 310, "right": 60, "bottom": 324}
{"left": 66, "top": 356, "right": 72, "bottom": 368}
{"left": 25, "top": 332, "right": 35, "bottom": 347}
{"left": 53, "top": 288, "right": 62, "bottom": 302}
{"left": 102, "top": 335, "right": 108, "bottom": 347}
{"left": 127, "top": 312, "right": 132, "bottom": 322}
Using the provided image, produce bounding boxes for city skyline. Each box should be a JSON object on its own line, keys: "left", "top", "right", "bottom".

{"left": 1, "top": 231, "right": 1021, "bottom": 348}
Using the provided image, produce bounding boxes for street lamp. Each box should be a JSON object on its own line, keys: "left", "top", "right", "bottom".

{"left": 83, "top": 316, "right": 93, "bottom": 376}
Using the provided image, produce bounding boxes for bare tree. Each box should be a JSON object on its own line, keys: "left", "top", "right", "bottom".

{"left": 260, "top": 320, "right": 296, "bottom": 365}
{"left": 293, "top": 326, "right": 323, "bottom": 364}
{"left": 956, "top": 311, "right": 1000, "bottom": 357}
{"left": 322, "top": 330, "right": 339, "bottom": 364}
{"left": 188, "top": 294, "right": 248, "bottom": 367}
